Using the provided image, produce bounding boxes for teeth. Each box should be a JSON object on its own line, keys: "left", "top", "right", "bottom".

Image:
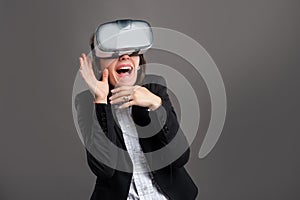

{"left": 119, "top": 66, "right": 132, "bottom": 70}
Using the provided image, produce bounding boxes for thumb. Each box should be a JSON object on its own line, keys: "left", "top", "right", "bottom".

{"left": 102, "top": 68, "right": 109, "bottom": 83}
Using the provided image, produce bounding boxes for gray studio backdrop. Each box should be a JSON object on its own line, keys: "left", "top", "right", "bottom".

{"left": 1, "top": 0, "right": 299, "bottom": 199}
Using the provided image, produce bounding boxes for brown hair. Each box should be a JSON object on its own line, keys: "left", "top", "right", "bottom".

{"left": 89, "top": 33, "right": 146, "bottom": 85}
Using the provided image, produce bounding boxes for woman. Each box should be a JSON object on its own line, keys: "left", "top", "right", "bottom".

{"left": 77, "top": 19, "right": 198, "bottom": 200}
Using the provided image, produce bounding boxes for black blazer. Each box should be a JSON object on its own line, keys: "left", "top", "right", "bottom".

{"left": 75, "top": 75, "right": 198, "bottom": 200}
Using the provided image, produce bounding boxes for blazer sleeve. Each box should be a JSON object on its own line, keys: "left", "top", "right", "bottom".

{"left": 75, "top": 91, "right": 118, "bottom": 178}
{"left": 147, "top": 76, "right": 191, "bottom": 168}
{"left": 85, "top": 104, "right": 118, "bottom": 178}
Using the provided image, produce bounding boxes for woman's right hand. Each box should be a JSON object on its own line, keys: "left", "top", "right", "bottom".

{"left": 79, "top": 53, "right": 109, "bottom": 103}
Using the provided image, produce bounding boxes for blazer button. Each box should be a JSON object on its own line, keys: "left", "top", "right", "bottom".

{"left": 163, "top": 125, "right": 169, "bottom": 132}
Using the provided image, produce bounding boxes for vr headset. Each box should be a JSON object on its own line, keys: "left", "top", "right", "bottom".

{"left": 94, "top": 19, "right": 153, "bottom": 58}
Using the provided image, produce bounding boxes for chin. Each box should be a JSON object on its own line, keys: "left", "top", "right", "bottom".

{"left": 115, "top": 78, "right": 137, "bottom": 87}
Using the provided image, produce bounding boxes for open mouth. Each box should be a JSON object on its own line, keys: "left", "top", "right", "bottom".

{"left": 115, "top": 65, "right": 133, "bottom": 76}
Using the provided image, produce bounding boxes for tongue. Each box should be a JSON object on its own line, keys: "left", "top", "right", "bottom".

{"left": 117, "top": 71, "right": 130, "bottom": 77}
{"left": 118, "top": 69, "right": 129, "bottom": 73}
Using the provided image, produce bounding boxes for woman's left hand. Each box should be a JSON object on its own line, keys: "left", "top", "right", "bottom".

{"left": 109, "top": 86, "right": 162, "bottom": 110}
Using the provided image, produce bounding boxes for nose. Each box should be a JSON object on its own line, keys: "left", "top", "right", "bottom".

{"left": 119, "top": 54, "right": 130, "bottom": 61}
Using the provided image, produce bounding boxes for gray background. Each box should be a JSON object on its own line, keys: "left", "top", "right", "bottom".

{"left": 1, "top": 0, "right": 299, "bottom": 199}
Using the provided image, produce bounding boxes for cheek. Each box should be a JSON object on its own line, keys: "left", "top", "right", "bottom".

{"left": 107, "top": 65, "right": 116, "bottom": 76}
{"left": 100, "top": 59, "right": 116, "bottom": 70}
{"left": 108, "top": 65, "right": 117, "bottom": 83}
{"left": 134, "top": 57, "right": 140, "bottom": 67}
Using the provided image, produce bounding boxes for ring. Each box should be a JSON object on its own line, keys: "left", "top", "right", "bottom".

{"left": 123, "top": 95, "right": 130, "bottom": 102}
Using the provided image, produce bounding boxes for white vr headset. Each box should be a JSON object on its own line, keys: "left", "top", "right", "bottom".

{"left": 94, "top": 19, "right": 153, "bottom": 58}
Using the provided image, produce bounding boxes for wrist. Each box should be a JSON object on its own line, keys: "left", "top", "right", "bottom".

{"left": 148, "top": 96, "right": 162, "bottom": 111}
{"left": 94, "top": 96, "right": 107, "bottom": 104}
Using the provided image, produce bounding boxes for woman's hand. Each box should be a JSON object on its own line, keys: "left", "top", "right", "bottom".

{"left": 79, "top": 53, "right": 109, "bottom": 103}
{"left": 109, "top": 86, "right": 162, "bottom": 110}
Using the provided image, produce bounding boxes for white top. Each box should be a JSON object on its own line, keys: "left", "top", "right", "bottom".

{"left": 114, "top": 104, "right": 169, "bottom": 200}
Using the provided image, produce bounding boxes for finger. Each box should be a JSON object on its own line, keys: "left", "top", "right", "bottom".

{"left": 109, "top": 90, "right": 132, "bottom": 101}
{"left": 110, "top": 97, "right": 123, "bottom": 104}
{"left": 81, "top": 54, "right": 94, "bottom": 75}
{"left": 79, "top": 57, "right": 88, "bottom": 80}
{"left": 82, "top": 53, "right": 87, "bottom": 60}
{"left": 82, "top": 53, "right": 90, "bottom": 69}
{"left": 79, "top": 54, "right": 89, "bottom": 69}
{"left": 81, "top": 53, "right": 86, "bottom": 65}
{"left": 110, "top": 95, "right": 132, "bottom": 104}
{"left": 111, "top": 86, "right": 134, "bottom": 94}
{"left": 110, "top": 93, "right": 132, "bottom": 104}
{"left": 79, "top": 54, "right": 98, "bottom": 84}
{"left": 118, "top": 100, "right": 135, "bottom": 109}
{"left": 112, "top": 85, "right": 142, "bottom": 93}
{"left": 79, "top": 57, "right": 84, "bottom": 69}
{"left": 79, "top": 54, "right": 87, "bottom": 64}
{"left": 102, "top": 68, "right": 109, "bottom": 83}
